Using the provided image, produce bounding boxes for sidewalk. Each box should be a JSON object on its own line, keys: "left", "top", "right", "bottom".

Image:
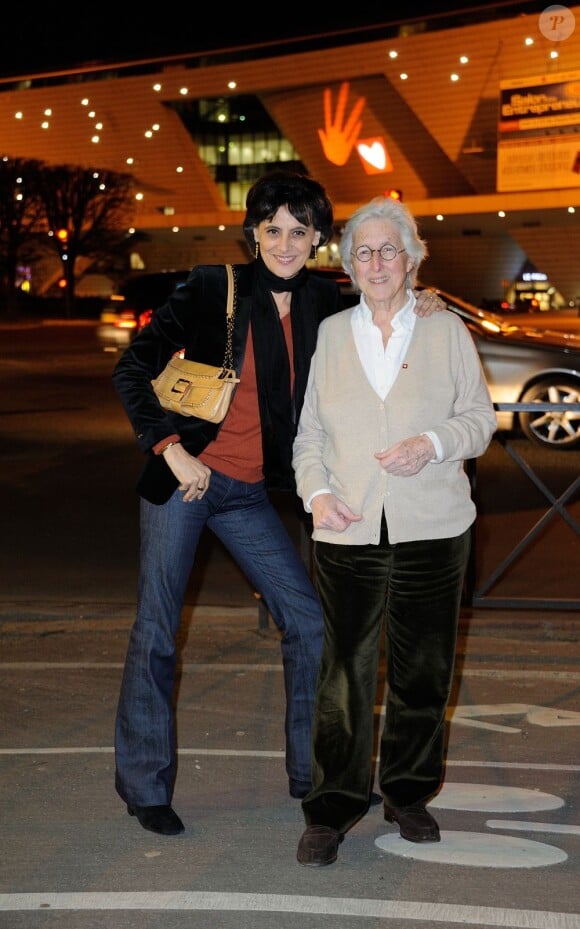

{"left": 0, "top": 601, "right": 578, "bottom": 929}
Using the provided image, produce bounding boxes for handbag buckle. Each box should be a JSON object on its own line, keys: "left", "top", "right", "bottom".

{"left": 171, "top": 378, "right": 190, "bottom": 395}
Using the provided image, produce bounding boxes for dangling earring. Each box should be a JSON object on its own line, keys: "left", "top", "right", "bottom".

{"left": 255, "top": 241, "right": 259, "bottom": 259}
{"left": 311, "top": 244, "right": 318, "bottom": 261}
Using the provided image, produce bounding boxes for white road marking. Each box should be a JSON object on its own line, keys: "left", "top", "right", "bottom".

{"left": 449, "top": 760, "right": 580, "bottom": 771}
{"left": 375, "top": 831, "right": 567, "bottom": 868}
{"left": 0, "top": 747, "right": 578, "bottom": 772}
{"left": 486, "top": 820, "right": 580, "bottom": 835}
{"left": 1, "top": 662, "right": 281, "bottom": 672}
{"left": 376, "top": 785, "right": 575, "bottom": 870}
{"left": 430, "top": 783, "right": 564, "bottom": 812}
{"left": 448, "top": 704, "right": 580, "bottom": 731}
{"left": 0, "top": 892, "right": 579, "bottom": 927}
{"left": 461, "top": 670, "right": 579, "bottom": 681}
{"left": 2, "top": 662, "right": 579, "bottom": 683}
{"left": 0, "top": 746, "right": 286, "bottom": 757}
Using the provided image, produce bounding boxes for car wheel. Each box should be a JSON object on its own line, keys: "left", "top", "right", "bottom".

{"left": 519, "top": 377, "right": 580, "bottom": 450}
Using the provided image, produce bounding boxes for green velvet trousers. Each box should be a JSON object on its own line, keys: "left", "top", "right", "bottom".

{"left": 302, "top": 519, "right": 471, "bottom": 834}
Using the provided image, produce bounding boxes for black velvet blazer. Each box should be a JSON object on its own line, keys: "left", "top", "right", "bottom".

{"left": 112, "top": 262, "right": 343, "bottom": 504}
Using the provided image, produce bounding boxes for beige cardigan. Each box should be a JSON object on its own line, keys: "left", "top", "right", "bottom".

{"left": 292, "top": 308, "right": 497, "bottom": 545}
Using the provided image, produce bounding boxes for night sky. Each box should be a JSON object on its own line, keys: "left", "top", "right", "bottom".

{"left": 0, "top": 2, "right": 542, "bottom": 77}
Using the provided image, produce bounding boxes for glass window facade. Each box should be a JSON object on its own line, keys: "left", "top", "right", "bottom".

{"left": 167, "top": 94, "right": 305, "bottom": 208}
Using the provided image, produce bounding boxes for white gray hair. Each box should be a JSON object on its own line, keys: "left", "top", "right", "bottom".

{"left": 339, "top": 196, "right": 428, "bottom": 289}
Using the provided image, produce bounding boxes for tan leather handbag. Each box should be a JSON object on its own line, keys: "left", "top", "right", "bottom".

{"left": 151, "top": 265, "right": 239, "bottom": 423}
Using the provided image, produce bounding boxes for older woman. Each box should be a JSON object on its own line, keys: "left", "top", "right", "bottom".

{"left": 293, "top": 196, "right": 496, "bottom": 867}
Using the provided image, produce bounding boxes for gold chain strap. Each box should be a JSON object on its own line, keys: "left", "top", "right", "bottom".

{"left": 224, "top": 264, "right": 236, "bottom": 371}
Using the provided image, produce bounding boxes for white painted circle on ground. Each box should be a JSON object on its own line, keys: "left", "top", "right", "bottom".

{"left": 375, "top": 831, "right": 567, "bottom": 867}
{"left": 429, "top": 782, "right": 563, "bottom": 812}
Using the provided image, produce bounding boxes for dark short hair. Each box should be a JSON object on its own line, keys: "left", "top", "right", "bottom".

{"left": 242, "top": 170, "right": 335, "bottom": 250}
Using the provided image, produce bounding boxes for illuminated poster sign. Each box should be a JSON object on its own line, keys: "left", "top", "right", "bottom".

{"left": 319, "top": 82, "right": 393, "bottom": 175}
{"left": 497, "top": 70, "right": 580, "bottom": 192}
{"left": 356, "top": 138, "right": 393, "bottom": 174}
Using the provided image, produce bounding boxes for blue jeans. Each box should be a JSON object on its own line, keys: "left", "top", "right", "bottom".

{"left": 115, "top": 470, "right": 323, "bottom": 807}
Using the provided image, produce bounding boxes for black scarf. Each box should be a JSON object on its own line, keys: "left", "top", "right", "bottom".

{"left": 250, "top": 255, "right": 311, "bottom": 490}
{"left": 253, "top": 254, "right": 309, "bottom": 293}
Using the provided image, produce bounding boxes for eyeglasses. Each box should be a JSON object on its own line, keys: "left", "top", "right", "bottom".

{"left": 352, "top": 244, "right": 406, "bottom": 262}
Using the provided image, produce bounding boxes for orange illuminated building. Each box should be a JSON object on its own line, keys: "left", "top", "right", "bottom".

{"left": 0, "top": 5, "right": 578, "bottom": 306}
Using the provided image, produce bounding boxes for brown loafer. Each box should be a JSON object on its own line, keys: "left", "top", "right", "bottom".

{"left": 297, "top": 825, "right": 343, "bottom": 867}
{"left": 384, "top": 804, "right": 440, "bottom": 843}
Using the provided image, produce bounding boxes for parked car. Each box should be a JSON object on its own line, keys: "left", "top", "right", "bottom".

{"left": 96, "top": 270, "right": 190, "bottom": 351}
{"left": 427, "top": 287, "right": 580, "bottom": 451}
{"left": 97, "top": 269, "right": 580, "bottom": 450}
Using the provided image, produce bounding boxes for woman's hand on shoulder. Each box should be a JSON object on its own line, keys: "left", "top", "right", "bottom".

{"left": 414, "top": 289, "right": 445, "bottom": 316}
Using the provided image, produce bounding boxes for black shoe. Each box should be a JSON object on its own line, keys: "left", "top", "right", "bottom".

{"left": 127, "top": 804, "right": 185, "bottom": 836}
{"left": 383, "top": 803, "right": 440, "bottom": 842}
{"left": 289, "top": 780, "right": 311, "bottom": 799}
{"left": 369, "top": 791, "right": 382, "bottom": 807}
{"left": 297, "top": 825, "right": 343, "bottom": 867}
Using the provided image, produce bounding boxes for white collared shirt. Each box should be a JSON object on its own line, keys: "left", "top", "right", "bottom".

{"left": 351, "top": 290, "right": 416, "bottom": 400}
